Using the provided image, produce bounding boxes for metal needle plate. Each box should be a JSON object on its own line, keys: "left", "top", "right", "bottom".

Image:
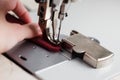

{"left": 5, "top": 41, "right": 68, "bottom": 73}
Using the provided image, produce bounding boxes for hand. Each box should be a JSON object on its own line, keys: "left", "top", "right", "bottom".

{"left": 0, "top": 0, "right": 42, "bottom": 53}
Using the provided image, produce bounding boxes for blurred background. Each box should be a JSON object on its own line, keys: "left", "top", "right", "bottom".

{"left": 21, "top": 0, "right": 38, "bottom": 11}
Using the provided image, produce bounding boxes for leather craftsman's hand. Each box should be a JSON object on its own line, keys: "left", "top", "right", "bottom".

{"left": 0, "top": 0, "right": 42, "bottom": 53}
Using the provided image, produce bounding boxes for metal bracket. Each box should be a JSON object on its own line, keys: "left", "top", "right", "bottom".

{"left": 62, "top": 30, "right": 114, "bottom": 68}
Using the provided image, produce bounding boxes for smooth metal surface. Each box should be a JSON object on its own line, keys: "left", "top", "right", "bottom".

{"left": 6, "top": 41, "right": 67, "bottom": 73}
{"left": 62, "top": 31, "right": 114, "bottom": 68}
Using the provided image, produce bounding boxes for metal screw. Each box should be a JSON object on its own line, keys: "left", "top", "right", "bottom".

{"left": 89, "top": 37, "right": 100, "bottom": 44}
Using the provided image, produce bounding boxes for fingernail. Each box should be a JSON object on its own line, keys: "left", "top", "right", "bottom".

{"left": 37, "top": 25, "right": 40, "bottom": 29}
{"left": 36, "top": 24, "right": 42, "bottom": 35}
{"left": 38, "top": 29, "right": 42, "bottom": 35}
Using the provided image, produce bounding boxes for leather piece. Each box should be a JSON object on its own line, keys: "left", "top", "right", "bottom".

{"left": 31, "top": 37, "right": 61, "bottom": 52}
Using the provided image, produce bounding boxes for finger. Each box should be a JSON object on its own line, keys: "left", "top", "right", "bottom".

{"left": 0, "top": 23, "right": 42, "bottom": 53}
{"left": 13, "top": 0, "right": 32, "bottom": 23}
{"left": 19, "top": 23, "right": 42, "bottom": 40}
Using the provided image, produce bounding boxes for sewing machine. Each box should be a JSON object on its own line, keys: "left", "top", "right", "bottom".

{"left": 5, "top": 0, "right": 120, "bottom": 80}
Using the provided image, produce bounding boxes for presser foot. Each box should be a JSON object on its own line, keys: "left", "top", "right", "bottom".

{"left": 61, "top": 30, "right": 114, "bottom": 68}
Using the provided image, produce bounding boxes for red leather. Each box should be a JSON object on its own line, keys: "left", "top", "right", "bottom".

{"left": 31, "top": 37, "right": 61, "bottom": 52}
